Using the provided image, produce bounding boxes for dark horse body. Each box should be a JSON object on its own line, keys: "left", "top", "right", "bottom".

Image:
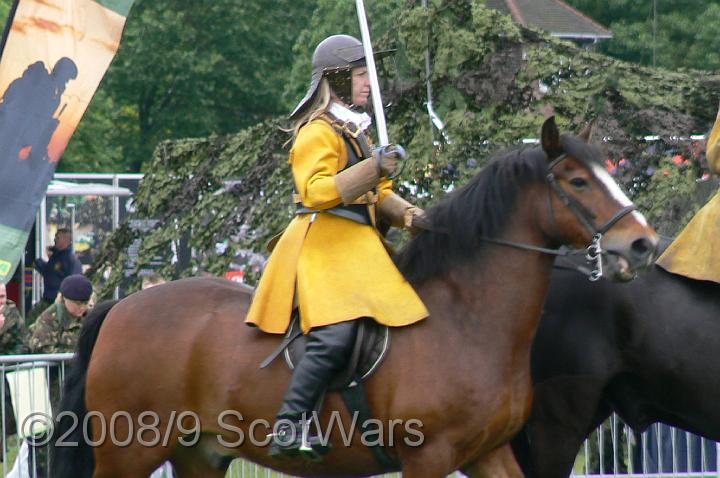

{"left": 52, "top": 118, "right": 658, "bottom": 478}
{"left": 512, "top": 247, "right": 720, "bottom": 477}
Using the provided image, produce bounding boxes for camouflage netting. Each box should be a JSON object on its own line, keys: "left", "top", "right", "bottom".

{"left": 90, "top": 0, "right": 720, "bottom": 297}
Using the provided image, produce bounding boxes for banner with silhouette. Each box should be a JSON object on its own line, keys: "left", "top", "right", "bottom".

{"left": 0, "top": 0, "right": 135, "bottom": 282}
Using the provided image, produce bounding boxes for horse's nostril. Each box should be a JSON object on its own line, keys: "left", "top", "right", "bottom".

{"left": 631, "top": 237, "right": 654, "bottom": 258}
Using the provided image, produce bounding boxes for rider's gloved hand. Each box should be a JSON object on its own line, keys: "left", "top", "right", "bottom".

{"left": 406, "top": 207, "right": 428, "bottom": 234}
{"left": 373, "top": 144, "right": 406, "bottom": 177}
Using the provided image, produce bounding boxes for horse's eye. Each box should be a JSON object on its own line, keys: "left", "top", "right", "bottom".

{"left": 569, "top": 177, "right": 588, "bottom": 189}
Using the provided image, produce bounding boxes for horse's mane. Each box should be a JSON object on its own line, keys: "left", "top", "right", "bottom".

{"left": 395, "top": 135, "right": 603, "bottom": 285}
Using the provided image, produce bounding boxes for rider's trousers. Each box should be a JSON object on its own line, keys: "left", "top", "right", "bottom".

{"left": 276, "top": 320, "right": 358, "bottom": 418}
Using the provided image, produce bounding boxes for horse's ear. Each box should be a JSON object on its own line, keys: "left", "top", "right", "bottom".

{"left": 578, "top": 119, "right": 596, "bottom": 143}
{"left": 541, "top": 116, "right": 562, "bottom": 159}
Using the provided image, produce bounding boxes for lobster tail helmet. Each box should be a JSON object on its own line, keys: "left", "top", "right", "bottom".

{"left": 289, "top": 34, "right": 392, "bottom": 120}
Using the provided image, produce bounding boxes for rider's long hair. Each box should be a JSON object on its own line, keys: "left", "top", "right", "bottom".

{"left": 288, "top": 78, "right": 332, "bottom": 142}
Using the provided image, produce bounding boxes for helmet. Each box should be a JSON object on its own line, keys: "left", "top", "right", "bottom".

{"left": 314, "top": 34, "right": 367, "bottom": 74}
{"left": 51, "top": 57, "right": 78, "bottom": 81}
{"left": 290, "top": 35, "right": 392, "bottom": 120}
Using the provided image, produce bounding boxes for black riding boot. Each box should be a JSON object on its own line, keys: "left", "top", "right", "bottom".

{"left": 270, "top": 320, "right": 358, "bottom": 458}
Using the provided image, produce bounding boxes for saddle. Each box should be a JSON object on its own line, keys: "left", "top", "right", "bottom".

{"left": 262, "top": 312, "right": 391, "bottom": 390}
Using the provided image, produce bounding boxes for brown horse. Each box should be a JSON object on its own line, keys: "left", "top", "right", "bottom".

{"left": 52, "top": 117, "right": 658, "bottom": 478}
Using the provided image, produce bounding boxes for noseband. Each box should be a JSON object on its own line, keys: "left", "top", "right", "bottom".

{"left": 481, "top": 153, "right": 636, "bottom": 281}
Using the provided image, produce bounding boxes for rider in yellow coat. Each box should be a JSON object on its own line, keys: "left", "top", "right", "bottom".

{"left": 245, "top": 34, "right": 428, "bottom": 457}
{"left": 246, "top": 117, "right": 427, "bottom": 334}
{"left": 656, "top": 104, "right": 720, "bottom": 282}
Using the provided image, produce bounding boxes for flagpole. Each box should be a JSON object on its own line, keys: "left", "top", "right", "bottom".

{"left": 355, "top": 0, "right": 389, "bottom": 147}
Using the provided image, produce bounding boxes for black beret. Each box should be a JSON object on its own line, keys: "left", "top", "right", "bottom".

{"left": 60, "top": 274, "right": 93, "bottom": 301}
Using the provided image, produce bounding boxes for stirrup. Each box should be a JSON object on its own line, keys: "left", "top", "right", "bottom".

{"left": 267, "top": 419, "right": 330, "bottom": 461}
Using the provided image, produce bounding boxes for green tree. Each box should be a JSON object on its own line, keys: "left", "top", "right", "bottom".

{"left": 0, "top": 1, "right": 10, "bottom": 28}
{"left": 63, "top": 0, "right": 316, "bottom": 171}
{"left": 565, "top": 0, "right": 720, "bottom": 71}
{"left": 57, "top": 90, "right": 131, "bottom": 172}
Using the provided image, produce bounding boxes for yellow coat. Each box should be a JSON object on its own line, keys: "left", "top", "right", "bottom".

{"left": 245, "top": 119, "right": 428, "bottom": 334}
{"left": 656, "top": 108, "right": 720, "bottom": 282}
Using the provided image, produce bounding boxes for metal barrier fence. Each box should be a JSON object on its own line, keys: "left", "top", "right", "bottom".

{"left": 0, "top": 353, "right": 72, "bottom": 478}
{"left": 0, "top": 354, "right": 717, "bottom": 477}
{"left": 0, "top": 353, "right": 297, "bottom": 478}
{"left": 573, "top": 414, "right": 720, "bottom": 477}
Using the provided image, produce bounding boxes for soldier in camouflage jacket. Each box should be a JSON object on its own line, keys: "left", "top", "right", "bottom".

{"left": 0, "top": 283, "right": 29, "bottom": 354}
{"left": 0, "top": 282, "right": 27, "bottom": 440}
{"left": 28, "top": 274, "right": 92, "bottom": 354}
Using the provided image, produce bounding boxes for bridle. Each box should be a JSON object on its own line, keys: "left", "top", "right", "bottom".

{"left": 478, "top": 153, "right": 636, "bottom": 281}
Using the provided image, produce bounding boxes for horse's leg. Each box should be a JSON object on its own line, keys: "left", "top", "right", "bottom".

{"left": 402, "top": 461, "right": 454, "bottom": 478}
{"left": 169, "top": 435, "right": 233, "bottom": 478}
{"left": 399, "top": 442, "right": 457, "bottom": 478}
{"left": 527, "top": 379, "right": 608, "bottom": 478}
{"left": 461, "top": 444, "right": 524, "bottom": 478}
{"left": 87, "top": 404, "right": 176, "bottom": 478}
{"left": 92, "top": 443, "right": 168, "bottom": 478}
{"left": 172, "top": 462, "right": 226, "bottom": 478}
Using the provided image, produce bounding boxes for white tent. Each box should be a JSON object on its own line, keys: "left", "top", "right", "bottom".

{"left": 46, "top": 179, "right": 133, "bottom": 197}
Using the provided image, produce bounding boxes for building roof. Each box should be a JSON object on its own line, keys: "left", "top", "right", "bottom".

{"left": 486, "top": 0, "right": 612, "bottom": 41}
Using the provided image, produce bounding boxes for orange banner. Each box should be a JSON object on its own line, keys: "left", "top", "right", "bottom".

{"left": 0, "top": 0, "right": 135, "bottom": 282}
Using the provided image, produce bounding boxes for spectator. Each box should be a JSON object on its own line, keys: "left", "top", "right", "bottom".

{"left": 28, "top": 228, "right": 82, "bottom": 325}
{"left": 28, "top": 273, "right": 92, "bottom": 427}
{"left": 0, "top": 282, "right": 28, "bottom": 354}
{"left": 0, "top": 282, "right": 28, "bottom": 461}
{"left": 28, "top": 274, "right": 91, "bottom": 354}
{"left": 7, "top": 276, "right": 91, "bottom": 477}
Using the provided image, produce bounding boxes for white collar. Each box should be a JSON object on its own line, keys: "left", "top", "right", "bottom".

{"left": 328, "top": 102, "right": 372, "bottom": 131}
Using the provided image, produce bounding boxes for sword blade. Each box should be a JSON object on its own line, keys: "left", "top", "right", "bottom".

{"left": 355, "top": 0, "right": 389, "bottom": 146}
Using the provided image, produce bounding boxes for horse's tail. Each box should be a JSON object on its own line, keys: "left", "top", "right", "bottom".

{"left": 50, "top": 299, "right": 119, "bottom": 478}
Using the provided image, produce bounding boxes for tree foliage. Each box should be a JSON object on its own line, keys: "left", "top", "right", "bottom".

{"left": 2, "top": 0, "right": 717, "bottom": 174}
{"left": 62, "top": 0, "right": 317, "bottom": 171}
{"left": 0, "top": 1, "right": 10, "bottom": 28}
{"left": 565, "top": 0, "right": 720, "bottom": 71}
{"left": 89, "top": 0, "right": 720, "bottom": 296}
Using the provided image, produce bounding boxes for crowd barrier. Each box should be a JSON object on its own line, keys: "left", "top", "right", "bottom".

{"left": 0, "top": 354, "right": 717, "bottom": 477}
{"left": 0, "top": 353, "right": 71, "bottom": 478}
{"left": 573, "top": 414, "right": 720, "bottom": 477}
{"left": 0, "top": 354, "right": 289, "bottom": 478}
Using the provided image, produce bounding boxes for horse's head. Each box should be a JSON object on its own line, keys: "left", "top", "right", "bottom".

{"left": 538, "top": 116, "right": 658, "bottom": 281}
